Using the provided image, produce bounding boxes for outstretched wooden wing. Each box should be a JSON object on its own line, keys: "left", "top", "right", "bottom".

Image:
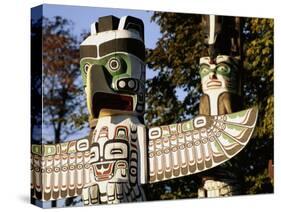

{"left": 31, "top": 138, "right": 91, "bottom": 201}
{"left": 148, "top": 107, "right": 258, "bottom": 183}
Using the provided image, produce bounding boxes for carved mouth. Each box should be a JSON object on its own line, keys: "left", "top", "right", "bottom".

{"left": 93, "top": 92, "right": 133, "bottom": 117}
{"left": 207, "top": 80, "right": 222, "bottom": 88}
{"left": 93, "top": 162, "right": 115, "bottom": 181}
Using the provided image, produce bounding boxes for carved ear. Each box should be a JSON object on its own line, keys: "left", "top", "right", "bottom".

{"left": 118, "top": 16, "right": 144, "bottom": 40}
{"left": 90, "top": 16, "right": 144, "bottom": 40}
{"left": 98, "top": 15, "right": 120, "bottom": 32}
{"left": 91, "top": 15, "right": 120, "bottom": 35}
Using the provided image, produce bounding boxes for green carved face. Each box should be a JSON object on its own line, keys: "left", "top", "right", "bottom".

{"left": 199, "top": 55, "right": 240, "bottom": 94}
{"left": 199, "top": 63, "right": 231, "bottom": 78}
{"left": 81, "top": 53, "right": 129, "bottom": 86}
{"left": 79, "top": 52, "right": 145, "bottom": 122}
{"left": 79, "top": 16, "right": 145, "bottom": 124}
{"left": 80, "top": 52, "right": 144, "bottom": 93}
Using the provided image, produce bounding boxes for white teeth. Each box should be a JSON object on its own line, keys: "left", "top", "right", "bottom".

{"left": 118, "top": 80, "right": 126, "bottom": 88}
{"left": 128, "top": 80, "right": 135, "bottom": 88}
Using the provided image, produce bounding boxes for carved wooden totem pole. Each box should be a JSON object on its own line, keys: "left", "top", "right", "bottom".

{"left": 31, "top": 15, "right": 258, "bottom": 207}
{"left": 198, "top": 15, "right": 245, "bottom": 197}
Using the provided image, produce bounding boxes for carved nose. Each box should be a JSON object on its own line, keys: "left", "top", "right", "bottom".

{"left": 210, "top": 72, "right": 217, "bottom": 80}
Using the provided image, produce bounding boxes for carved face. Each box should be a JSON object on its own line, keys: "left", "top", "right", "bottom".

{"left": 90, "top": 139, "right": 129, "bottom": 182}
{"left": 89, "top": 125, "right": 132, "bottom": 183}
{"left": 199, "top": 55, "right": 240, "bottom": 94}
{"left": 80, "top": 16, "right": 145, "bottom": 123}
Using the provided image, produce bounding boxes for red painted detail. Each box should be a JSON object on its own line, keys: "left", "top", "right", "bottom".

{"left": 93, "top": 162, "right": 115, "bottom": 181}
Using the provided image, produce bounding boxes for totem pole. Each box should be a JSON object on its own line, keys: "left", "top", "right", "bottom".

{"left": 79, "top": 15, "right": 147, "bottom": 203}
{"left": 31, "top": 15, "right": 258, "bottom": 207}
{"left": 198, "top": 15, "right": 244, "bottom": 197}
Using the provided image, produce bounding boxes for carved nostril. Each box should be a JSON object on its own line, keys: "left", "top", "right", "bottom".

{"left": 118, "top": 80, "right": 126, "bottom": 88}
{"left": 96, "top": 164, "right": 102, "bottom": 169}
{"left": 210, "top": 73, "right": 217, "bottom": 80}
{"left": 128, "top": 80, "right": 135, "bottom": 88}
{"left": 103, "top": 163, "right": 109, "bottom": 169}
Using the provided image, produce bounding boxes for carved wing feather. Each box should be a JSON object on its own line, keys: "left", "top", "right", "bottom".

{"left": 31, "top": 138, "right": 91, "bottom": 201}
{"left": 148, "top": 107, "right": 258, "bottom": 183}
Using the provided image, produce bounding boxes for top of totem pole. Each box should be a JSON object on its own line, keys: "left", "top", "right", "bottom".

{"left": 79, "top": 15, "right": 146, "bottom": 127}
{"left": 202, "top": 15, "right": 241, "bottom": 60}
{"left": 90, "top": 15, "right": 144, "bottom": 40}
{"left": 81, "top": 15, "right": 144, "bottom": 50}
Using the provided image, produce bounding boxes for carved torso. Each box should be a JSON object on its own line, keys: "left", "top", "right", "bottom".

{"left": 199, "top": 91, "right": 242, "bottom": 116}
{"left": 82, "top": 114, "right": 147, "bottom": 204}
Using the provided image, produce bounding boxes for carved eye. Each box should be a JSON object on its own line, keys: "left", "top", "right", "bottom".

{"left": 84, "top": 63, "right": 91, "bottom": 74}
{"left": 104, "top": 141, "right": 128, "bottom": 160}
{"left": 110, "top": 148, "right": 123, "bottom": 154}
{"left": 199, "top": 65, "right": 210, "bottom": 76}
{"left": 108, "top": 58, "right": 121, "bottom": 71}
{"left": 90, "top": 145, "right": 100, "bottom": 163}
{"left": 216, "top": 64, "right": 230, "bottom": 75}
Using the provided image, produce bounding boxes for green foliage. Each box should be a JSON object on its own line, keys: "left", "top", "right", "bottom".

{"left": 145, "top": 12, "right": 208, "bottom": 127}
{"left": 145, "top": 13, "right": 274, "bottom": 199}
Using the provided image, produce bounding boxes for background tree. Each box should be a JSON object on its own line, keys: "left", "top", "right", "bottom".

{"left": 40, "top": 16, "right": 89, "bottom": 207}
{"left": 144, "top": 12, "right": 273, "bottom": 199}
{"left": 31, "top": 16, "right": 43, "bottom": 145}
{"left": 42, "top": 16, "right": 88, "bottom": 143}
{"left": 242, "top": 18, "right": 274, "bottom": 193}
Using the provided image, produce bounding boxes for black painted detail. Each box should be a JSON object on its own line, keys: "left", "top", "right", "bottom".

{"left": 117, "top": 78, "right": 139, "bottom": 93}
{"left": 93, "top": 92, "right": 133, "bottom": 118}
{"left": 99, "top": 38, "right": 145, "bottom": 61}
{"left": 136, "top": 103, "right": 144, "bottom": 113}
{"left": 123, "top": 16, "right": 144, "bottom": 40}
{"left": 137, "top": 93, "right": 144, "bottom": 103}
{"left": 98, "top": 15, "right": 120, "bottom": 32}
{"left": 80, "top": 45, "right": 98, "bottom": 59}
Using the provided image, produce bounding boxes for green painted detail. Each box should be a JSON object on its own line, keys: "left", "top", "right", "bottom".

{"left": 169, "top": 124, "right": 178, "bottom": 134}
{"left": 182, "top": 120, "right": 194, "bottom": 132}
{"left": 31, "top": 145, "right": 42, "bottom": 155}
{"left": 216, "top": 63, "right": 231, "bottom": 77}
{"left": 43, "top": 145, "right": 56, "bottom": 156}
{"left": 214, "top": 141, "right": 223, "bottom": 152}
{"left": 80, "top": 52, "right": 134, "bottom": 86}
{"left": 227, "top": 109, "right": 248, "bottom": 119}
{"left": 60, "top": 143, "right": 68, "bottom": 153}
{"left": 199, "top": 64, "right": 211, "bottom": 78}
{"left": 161, "top": 126, "right": 170, "bottom": 137}
{"left": 221, "top": 133, "right": 235, "bottom": 144}
{"left": 68, "top": 148, "right": 77, "bottom": 154}
{"left": 226, "top": 124, "right": 245, "bottom": 131}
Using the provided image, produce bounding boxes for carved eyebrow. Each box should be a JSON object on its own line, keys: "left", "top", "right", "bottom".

{"left": 216, "top": 61, "right": 234, "bottom": 69}
{"left": 216, "top": 62, "right": 229, "bottom": 66}
{"left": 199, "top": 63, "right": 211, "bottom": 67}
{"left": 80, "top": 45, "right": 98, "bottom": 59}
{"left": 99, "top": 38, "right": 145, "bottom": 61}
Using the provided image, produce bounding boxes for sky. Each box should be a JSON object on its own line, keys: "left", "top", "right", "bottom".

{"left": 35, "top": 4, "right": 186, "bottom": 142}
{"left": 43, "top": 4, "right": 160, "bottom": 50}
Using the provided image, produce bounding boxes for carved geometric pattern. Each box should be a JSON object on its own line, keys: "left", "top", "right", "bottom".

{"left": 31, "top": 138, "right": 91, "bottom": 201}
{"left": 31, "top": 107, "right": 257, "bottom": 201}
{"left": 31, "top": 123, "right": 146, "bottom": 203}
{"left": 148, "top": 107, "right": 258, "bottom": 183}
